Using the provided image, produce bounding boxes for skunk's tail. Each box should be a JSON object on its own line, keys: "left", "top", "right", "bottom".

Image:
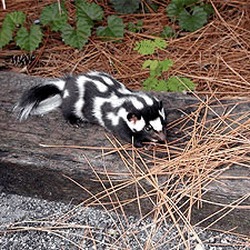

{"left": 14, "top": 79, "right": 66, "bottom": 121}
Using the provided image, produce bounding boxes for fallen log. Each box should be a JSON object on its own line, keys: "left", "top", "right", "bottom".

{"left": 0, "top": 71, "right": 249, "bottom": 235}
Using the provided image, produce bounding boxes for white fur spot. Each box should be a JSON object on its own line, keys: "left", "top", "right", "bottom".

{"left": 129, "top": 97, "right": 144, "bottom": 110}
{"left": 74, "top": 76, "right": 87, "bottom": 119}
{"left": 127, "top": 116, "right": 146, "bottom": 132}
{"left": 118, "top": 86, "right": 132, "bottom": 95}
{"left": 92, "top": 96, "right": 106, "bottom": 126}
{"left": 49, "top": 79, "right": 66, "bottom": 91}
{"left": 63, "top": 90, "right": 69, "bottom": 99}
{"left": 92, "top": 79, "right": 108, "bottom": 92}
{"left": 149, "top": 117, "right": 163, "bottom": 132}
{"left": 101, "top": 76, "right": 115, "bottom": 86}
{"left": 107, "top": 108, "right": 128, "bottom": 126}
{"left": 159, "top": 107, "right": 165, "bottom": 120}
{"left": 139, "top": 93, "right": 154, "bottom": 106}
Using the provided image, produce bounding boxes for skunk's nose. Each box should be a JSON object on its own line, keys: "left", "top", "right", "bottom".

{"left": 157, "top": 131, "right": 167, "bottom": 141}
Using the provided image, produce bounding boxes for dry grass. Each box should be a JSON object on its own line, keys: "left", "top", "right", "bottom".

{"left": 3, "top": 102, "right": 250, "bottom": 248}
{"left": 1, "top": 0, "right": 250, "bottom": 248}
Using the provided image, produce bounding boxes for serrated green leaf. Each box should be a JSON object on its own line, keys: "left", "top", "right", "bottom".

{"left": 166, "top": 0, "right": 200, "bottom": 20}
{"left": 134, "top": 40, "right": 155, "bottom": 55}
{"left": 142, "top": 77, "right": 158, "bottom": 91}
{"left": 0, "top": 20, "right": 14, "bottom": 47}
{"left": 179, "top": 6, "right": 207, "bottom": 31}
{"left": 0, "top": 11, "right": 26, "bottom": 48}
{"left": 160, "top": 59, "right": 173, "bottom": 72}
{"left": 161, "top": 26, "right": 176, "bottom": 38}
{"left": 134, "top": 38, "right": 167, "bottom": 55}
{"left": 127, "top": 20, "right": 143, "bottom": 33}
{"left": 15, "top": 25, "right": 42, "bottom": 51}
{"left": 40, "top": 3, "right": 67, "bottom": 31}
{"left": 154, "top": 80, "right": 170, "bottom": 91}
{"left": 76, "top": 0, "right": 103, "bottom": 26}
{"left": 166, "top": 2, "right": 183, "bottom": 20}
{"left": 166, "top": 76, "right": 195, "bottom": 92}
{"left": 154, "top": 38, "right": 167, "bottom": 49}
{"left": 110, "top": 0, "right": 140, "bottom": 14}
{"left": 96, "top": 15, "right": 124, "bottom": 39}
{"left": 61, "top": 21, "right": 91, "bottom": 49}
{"left": 142, "top": 60, "right": 153, "bottom": 69}
{"left": 6, "top": 11, "right": 26, "bottom": 27}
{"left": 202, "top": 3, "right": 214, "bottom": 17}
{"left": 0, "top": 25, "right": 13, "bottom": 48}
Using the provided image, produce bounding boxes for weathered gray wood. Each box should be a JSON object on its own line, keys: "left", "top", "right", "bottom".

{"left": 0, "top": 71, "right": 249, "bottom": 235}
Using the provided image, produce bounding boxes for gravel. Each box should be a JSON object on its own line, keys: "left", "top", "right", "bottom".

{"left": 0, "top": 192, "right": 248, "bottom": 250}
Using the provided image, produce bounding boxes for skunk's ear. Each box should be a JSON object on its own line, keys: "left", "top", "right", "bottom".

{"left": 159, "top": 100, "right": 163, "bottom": 109}
{"left": 127, "top": 113, "right": 141, "bottom": 124}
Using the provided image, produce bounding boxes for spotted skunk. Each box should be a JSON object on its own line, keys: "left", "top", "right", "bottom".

{"left": 15, "top": 71, "right": 167, "bottom": 147}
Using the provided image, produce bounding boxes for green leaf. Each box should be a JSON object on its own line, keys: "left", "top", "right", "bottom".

{"left": 134, "top": 38, "right": 167, "bottom": 55}
{"left": 166, "top": 76, "right": 195, "bottom": 92}
{"left": 160, "top": 59, "right": 173, "bottom": 72}
{"left": 166, "top": 0, "right": 200, "bottom": 20}
{"left": 178, "top": 6, "right": 208, "bottom": 31}
{"left": 0, "top": 11, "right": 26, "bottom": 48}
{"left": 166, "top": 2, "right": 183, "bottom": 20}
{"left": 202, "top": 3, "right": 214, "bottom": 17}
{"left": 127, "top": 20, "right": 143, "bottom": 33}
{"left": 142, "top": 77, "right": 158, "bottom": 91}
{"left": 40, "top": 3, "right": 68, "bottom": 31}
{"left": 15, "top": 25, "right": 43, "bottom": 51}
{"left": 76, "top": 0, "right": 103, "bottom": 26}
{"left": 154, "top": 80, "right": 170, "bottom": 91}
{"left": 161, "top": 26, "right": 176, "bottom": 38}
{"left": 96, "top": 15, "right": 124, "bottom": 39}
{"left": 134, "top": 39, "right": 155, "bottom": 55}
{"left": 142, "top": 59, "right": 162, "bottom": 77}
{"left": 143, "top": 59, "right": 173, "bottom": 79}
{"left": 154, "top": 38, "right": 167, "bottom": 50}
{"left": 110, "top": 0, "right": 140, "bottom": 14}
{"left": 61, "top": 20, "right": 91, "bottom": 49}
{"left": 6, "top": 11, "right": 26, "bottom": 28}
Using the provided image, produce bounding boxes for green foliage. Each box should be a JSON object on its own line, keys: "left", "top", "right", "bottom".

{"left": 143, "top": 75, "right": 196, "bottom": 92}
{"left": 0, "top": 0, "right": 126, "bottom": 51}
{"left": 127, "top": 20, "right": 143, "bottom": 33}
{"left": 110, "top": 0, "right": 140, "bottom": 14}
{"left": 61, "top": 20, "right": 91, "bottom": 49}
{"left": 142, "top": 59, "right": 175, "bottom": 91}
{"left": 75, "top": 0, "right": 104, "bottom": 26}
{"left": 96, "top": 15, "right": 124, "bottom": 39}
{"left": 165, "top": 76, "right": 196, "bottom": 91}
{"left": 142, "top": 59, "right": 173, "bottom": 77}
{"left": 15, "top": 25, "right": 43, "bottom": 51}
{"left": 135, "top": 38, "right": 196, "bottom": 92}
{"left": 166, "top": 0, "right": 213, "bottom": 32}
{"left": 178, "top": 6, "right": 208, "bottom": 32}
{"left": 161, "top": 26, "right": 176, "bottom": 38}
{"left": 40, "top": 3, "right": 68, "bottom": 31}
{"left": 0, "top": 11, "right": 26, "bottom": 48}
{"left": 134, "top": 38, "right": 167, "bottom": 55}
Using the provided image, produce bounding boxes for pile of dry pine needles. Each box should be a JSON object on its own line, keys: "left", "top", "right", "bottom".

{"left": 0, "top": 0, "right": 250, "bottom": 95}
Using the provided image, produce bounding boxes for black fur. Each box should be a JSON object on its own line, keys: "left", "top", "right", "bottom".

{"left": 15, "top": 72, "right": 167, "bottom": 147}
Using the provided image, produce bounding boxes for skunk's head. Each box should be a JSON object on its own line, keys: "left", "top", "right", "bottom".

{"left": 125, "top": 100, "right": 167, "bottom": 147}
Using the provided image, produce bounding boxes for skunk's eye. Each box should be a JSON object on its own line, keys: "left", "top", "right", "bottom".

{"left": 144, "top": 124, "right": 152, "bottom": 132}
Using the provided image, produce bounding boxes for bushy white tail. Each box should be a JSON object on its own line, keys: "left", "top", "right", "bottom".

{"left": 15, "top": 80, "right": 66, "bottom": 121}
